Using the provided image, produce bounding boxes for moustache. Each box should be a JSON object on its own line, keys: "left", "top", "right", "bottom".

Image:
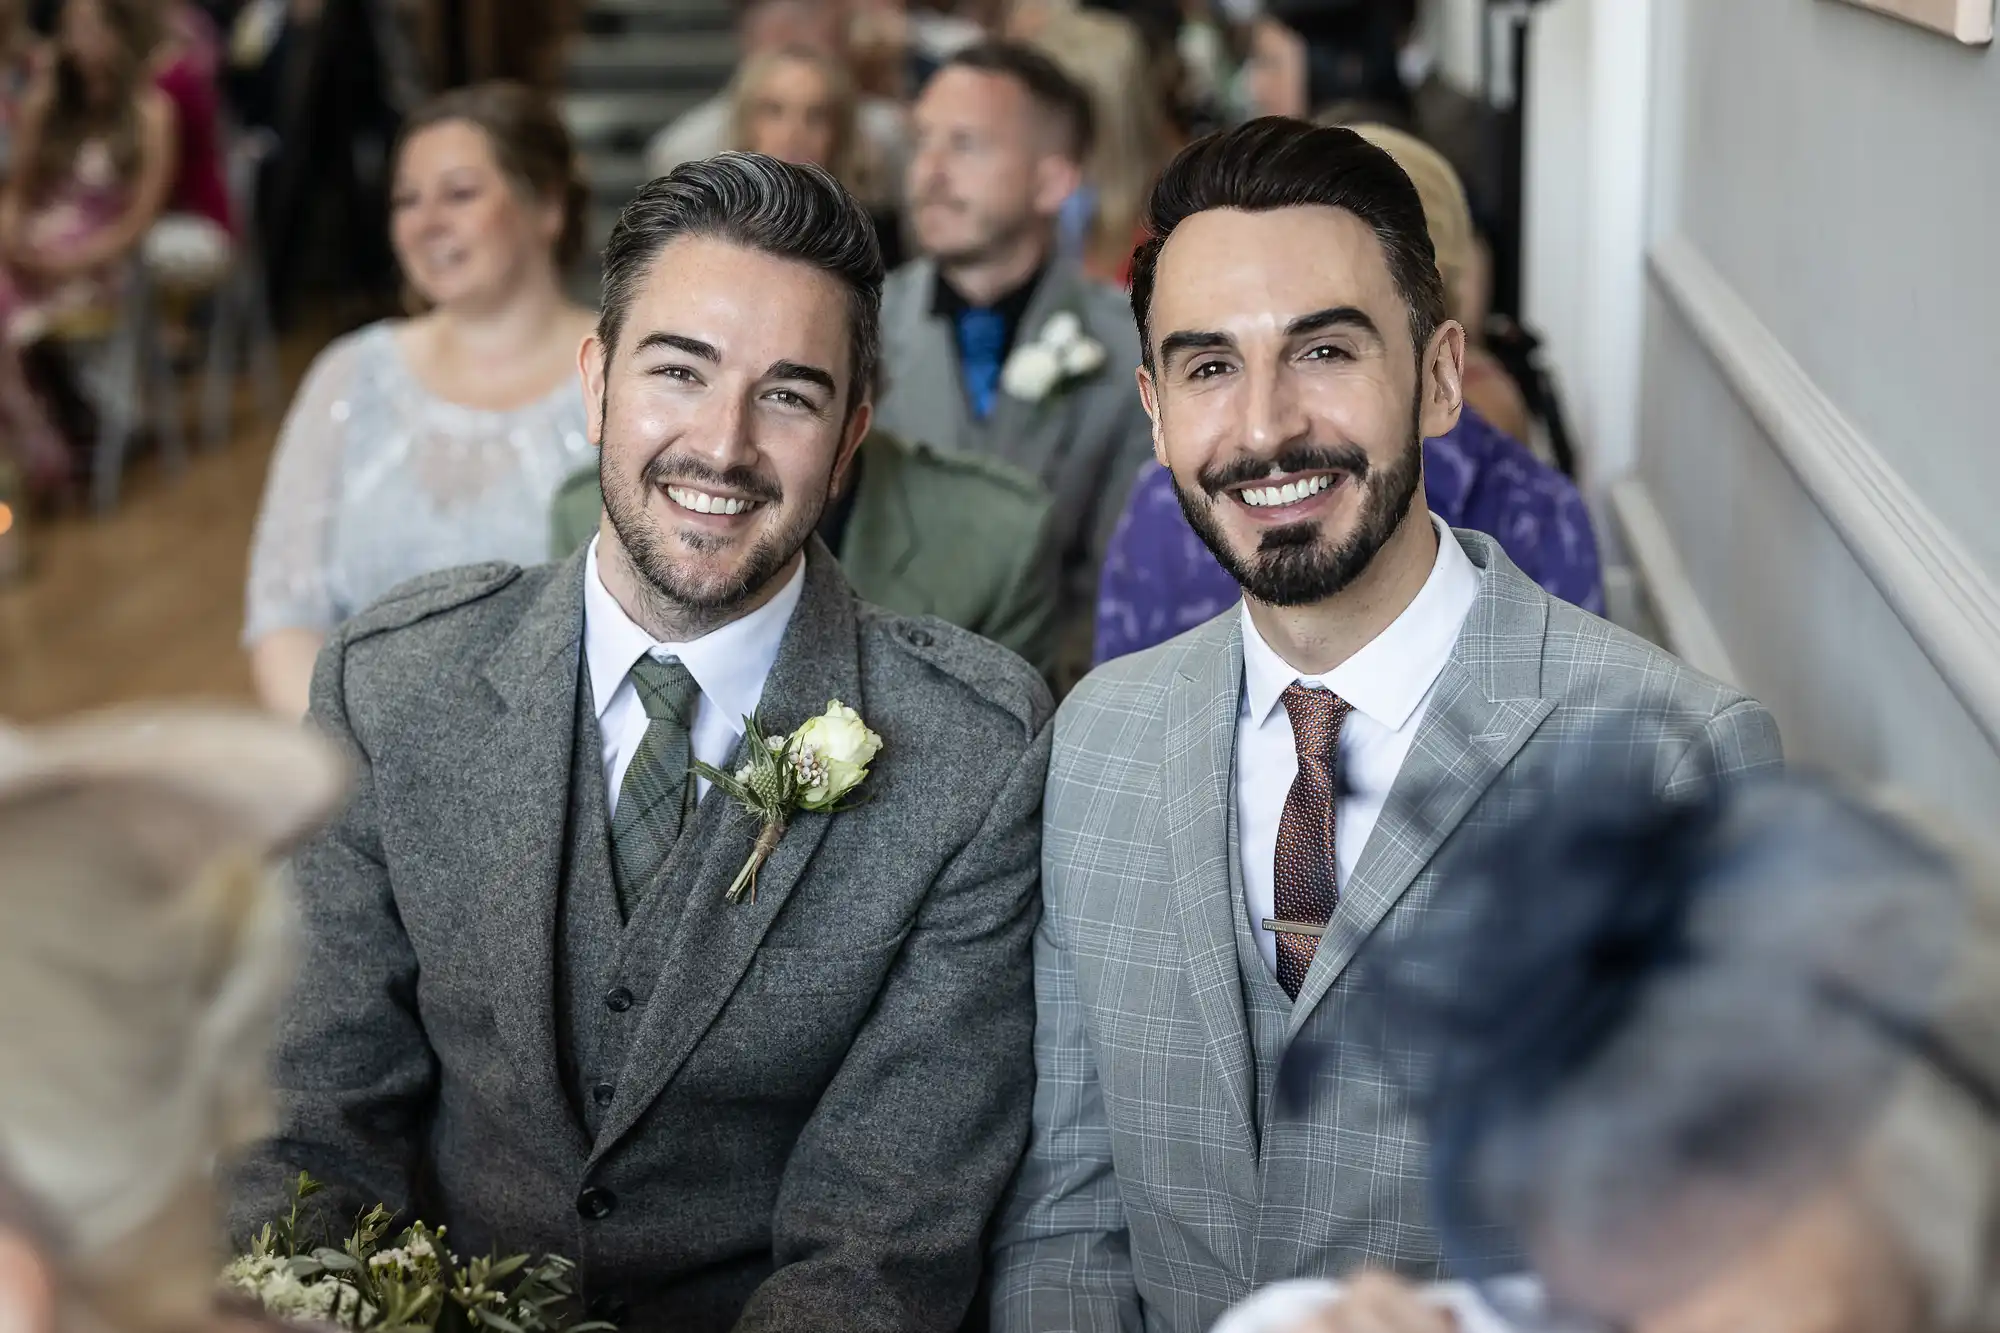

{"left": 641, "top": 454, "right": 785, "bottom": 506}
{"left": 1197, "top": 443, "right": 1372, "bottom": 499}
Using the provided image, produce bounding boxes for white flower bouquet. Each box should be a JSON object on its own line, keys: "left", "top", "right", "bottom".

{"left": 222, "top": 1174, "right": 613, "bottom": 1333}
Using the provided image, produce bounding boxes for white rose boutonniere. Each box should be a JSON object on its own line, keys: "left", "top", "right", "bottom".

{"left": 693, "top": 701, "right": 883, "bottom": 903}
{"left": 1000, "top": 310, "right": 1108, "bottom": 404}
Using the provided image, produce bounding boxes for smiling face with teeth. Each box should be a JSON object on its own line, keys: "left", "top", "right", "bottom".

{"left": 581, "top": 233, "right": 872, "bottom": 641}
{"left": 1136, "top": 202, "right": 1466, "bottom": 622}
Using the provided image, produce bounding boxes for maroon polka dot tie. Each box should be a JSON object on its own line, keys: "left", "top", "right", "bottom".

{"left": 1273, "top": 684, "right": 1353, "bottom": 1000}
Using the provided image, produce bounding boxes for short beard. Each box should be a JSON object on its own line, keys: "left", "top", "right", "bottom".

{"left": 600, "top": 442, "right": 825, "bottom": 640}
{"left": 1175, "top": 408, "right": 1426, "bottom": 609}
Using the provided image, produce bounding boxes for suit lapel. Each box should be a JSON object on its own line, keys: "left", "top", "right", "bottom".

{"left": 885, "top": 262, "right": 972, "bottom": 456}
{"left": 588, "top": 541, "right": 864, "bottom": 1162}
{"left": 1160, "top": 617, "right": 1259, "bottom": 1145}
{"left": 841, "top": 434, "right": 921, "bottom": 605}
{"left": 985, "top": 263, "right": 1085, "bottom": 483}
{"left": 472, "top": 550, "right": 594, "bottom": 1154}
{"left": 1286, "top": 549, "right": 1557, "bottom": 1035}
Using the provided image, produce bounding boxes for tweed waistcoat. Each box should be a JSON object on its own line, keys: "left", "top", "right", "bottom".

{"left": 556, "top": 671, "right": 721, "bottom": 1143}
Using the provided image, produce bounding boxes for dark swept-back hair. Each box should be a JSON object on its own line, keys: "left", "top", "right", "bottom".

{"left": 938, "top": 41, "right": 1096, "bottom": 164}
{"left": 599, "top": 153, "right": 884, "bottom": 416}
{"left": 1128, "top": 117, "right": 1447, "bottom": 371}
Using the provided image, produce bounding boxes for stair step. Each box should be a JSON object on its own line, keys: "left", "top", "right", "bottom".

{"left": 578, "top": 0, "right": 736, "bottom": 37}
{"left": 568, "top": 32, "right": 737, "bottom": 91}
{"left": 563, "top": 89, "right": 711, "bottom": 152}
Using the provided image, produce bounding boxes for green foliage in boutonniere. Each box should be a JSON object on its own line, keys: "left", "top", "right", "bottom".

{"left": 693, "top": 700, "right": 883, "bottom": 903}
{"left": 222, "top": 1174, "right": 613, "bottom": 1333}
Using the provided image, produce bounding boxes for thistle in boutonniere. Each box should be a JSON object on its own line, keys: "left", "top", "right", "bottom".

{"left": 693, "top": 700, "right": 883, "bottom": 903}
{"left": 1000, "top": 310, "right": 1107, "bottom": 403}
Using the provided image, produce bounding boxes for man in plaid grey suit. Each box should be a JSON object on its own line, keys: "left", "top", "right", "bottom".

{"left": 991, "top": 120, "right": 1784, "bottom": 1332}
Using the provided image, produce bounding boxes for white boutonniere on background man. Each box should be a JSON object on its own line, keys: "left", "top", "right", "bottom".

{"left": 1000, "top": 310, "right": 1107, "bottom": 404}
{"left": 693, "top": 701, "right": 883, "bottom": 903}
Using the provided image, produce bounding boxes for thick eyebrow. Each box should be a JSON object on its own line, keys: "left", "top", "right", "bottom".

{"left": 1286, "top": 306, "right": 1383, "bottom": 344}
{"left": 766, "top": 359, "right": 838, "bottom": 396}
{"left": 1158, "top": 329, "right": 1236, "bottom": 365}
{"left": 633, "top": 332, "right": 719, "bottom": 361}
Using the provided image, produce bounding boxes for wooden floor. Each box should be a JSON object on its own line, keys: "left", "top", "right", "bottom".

{"left": 0, "top": 342, "right": 316, "bottom": 722}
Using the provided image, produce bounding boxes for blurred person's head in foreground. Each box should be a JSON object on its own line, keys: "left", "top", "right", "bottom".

{"left": 1244, "top": 0, "right": 1415, "bottom": 124}
{"left": 906, "top": 41, "right": 1093, "bottom": 291}
{"left": 0, "top": 707, "right": 344, "bottom": 1333}
{"left": 1129, "top": 116, "right": 1461, "bottom": 614}
{"left": 1302, "top": 770, "right": 2000, "bottom": 1333}
{"left": 581, "top": 153, "right": 882, "bottom": 642}
{"left": 730, "top": 45, "right": 888, "bottom": 206}
{"left": 390, "top": 81, "right": 589, "bottom": 314}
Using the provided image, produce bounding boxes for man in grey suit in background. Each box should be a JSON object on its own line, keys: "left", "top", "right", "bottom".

{"left": 230, "top": 156, "right": 1052, "bottom": 1333}
{"left": 992, "top": 118, "right": 1784, "bottom": 1333}
{"left": 875, "top": 42, "right": 1155, "bottom": 686}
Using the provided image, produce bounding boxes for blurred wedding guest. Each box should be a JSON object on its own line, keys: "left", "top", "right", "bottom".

{"left": 1337, "top": 123, "right": 1526, "bottom": 441}
{"left": 144, "top": 0, "right": 233, "bottom": 291}
{"left": 244, "top": 81, "right": 594, "bottom": 718}
{"left": 548, "top": 415, "right": 1063, "bottom": 673}
{"left": 1022, "top": 6, "right": 1170, "bottom": 284}
{"left": 0, "top": 0, "right": 175, "bottom": 497}
{"left": 644, "top": 0, "right": 910, "bottom": 188}
{"left": 1246, "top": 0, "right": 1500, "bottom": 230}
{"left": 0, "top": 0, "right": 45, "bottom": 176}
{"left": 1262, "top": 776, "right": 2000, "bottom": 1333}
{"left": 0, "top": 704, "right": 343, "bottom": 1333}
{"left": 879, "top": 41, "right": 1151, "bottom": 685}
{"left": 726, "top": 45, "right": 902, "bottom": 264}
{"left": 991, "top": 119, "right": 1781, "bottom": 1333}
{"left": 1093, "top": 120, "right": 1590, "bottom": 665}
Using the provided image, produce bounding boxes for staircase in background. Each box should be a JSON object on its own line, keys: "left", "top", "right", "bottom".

{"left": 564, "top": 0, "right": 739, "bottom": 272}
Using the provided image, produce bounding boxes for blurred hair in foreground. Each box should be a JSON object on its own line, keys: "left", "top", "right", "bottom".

{"left": 1282, "top": 744, "right": 2000, "bottom": 1331}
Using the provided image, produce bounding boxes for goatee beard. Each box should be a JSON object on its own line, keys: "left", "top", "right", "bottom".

{"left": 600, "top": 447, "right": 824, "bottom": 639}
{"left": 1174, "top": 413, "right": 1426, "bottom": 610}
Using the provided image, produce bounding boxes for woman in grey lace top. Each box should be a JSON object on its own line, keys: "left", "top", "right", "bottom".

{"left": 245, "top": 82, "right": 598, "bottom": 715}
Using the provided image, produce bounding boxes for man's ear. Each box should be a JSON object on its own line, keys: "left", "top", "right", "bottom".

{"left": 1417, "top": 319, "right": 1467, "bottom": 443}
{"left": 579, "top": 332, "right": 608, "bottom": 448}
{"left": 830, "top": 400, "right": 873, "bottom": 499}
{"left": 1136, "top": 365, "right": 1168, "bottom": 468}
{"left": 1032, "top": 154, "right": 1085, "bottom": 220}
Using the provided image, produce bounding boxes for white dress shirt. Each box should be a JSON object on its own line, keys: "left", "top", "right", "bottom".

{"left": 582, "top": 537, "right": 806, "bottom": 813}
{"left": 1235, "top": 517, "right": 1482, "bottom": 976}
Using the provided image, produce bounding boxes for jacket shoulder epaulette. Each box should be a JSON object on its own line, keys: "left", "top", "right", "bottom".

{"left": 865, "top": 607, "right": 1054, "bottom": 737}
{"left": 335, "top": 562, "right": 524, "bottom": 647}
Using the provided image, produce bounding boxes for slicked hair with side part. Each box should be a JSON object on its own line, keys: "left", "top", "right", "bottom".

{"left": 599, "top": 153, "right": 885, "bottom": 416}
{"left": 1129, "top": 117, "right": 1447, "bottom": 373}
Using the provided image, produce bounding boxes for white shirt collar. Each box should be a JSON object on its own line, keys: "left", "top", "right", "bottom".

{"left": 582, "top": 535, "right": 807, "bottom": 735}
{"left": 1240, "top": 515, "right": 1482, "bottom": 732}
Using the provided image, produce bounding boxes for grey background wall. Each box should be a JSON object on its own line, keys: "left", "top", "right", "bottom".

{"left": 1629, "top": 0, "right": 2000, "bottom": 822}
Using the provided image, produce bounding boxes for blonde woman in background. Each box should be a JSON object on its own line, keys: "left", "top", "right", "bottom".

{"left": 730, "top": 45, "right": 890, "bottom": 205}
{"left": 1341, "top": 120, "right": 1533, "bottom": 445}
{"left": 0, "top": 705, "right": 343, "bottom": 1333}
{"left": 1022, "top": 6, "right": 1172, "bottom": 286}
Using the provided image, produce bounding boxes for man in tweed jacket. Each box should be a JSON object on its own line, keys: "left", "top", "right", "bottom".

{"left": 991, "top": 120, "right": 1783, "bottom": 1332}
{"left": 230, "top": 159, "right": 1050, "bottom": 1333}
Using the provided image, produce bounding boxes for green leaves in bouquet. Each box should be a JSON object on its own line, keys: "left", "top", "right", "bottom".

{"left": 224, "top": 1175, "right": 615, "bottom": 1333}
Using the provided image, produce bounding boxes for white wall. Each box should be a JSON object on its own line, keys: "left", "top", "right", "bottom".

{"left": 1524, "top": 0, "right": 2000, "bottom": 821}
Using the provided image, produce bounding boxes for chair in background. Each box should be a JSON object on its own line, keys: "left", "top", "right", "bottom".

{"left": 201, "top": 127, "right": 281, "bottom": 453}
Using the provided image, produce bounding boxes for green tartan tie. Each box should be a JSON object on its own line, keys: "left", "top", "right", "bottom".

{"left": 610, "top": 655, "right": 703, "bottom": 920}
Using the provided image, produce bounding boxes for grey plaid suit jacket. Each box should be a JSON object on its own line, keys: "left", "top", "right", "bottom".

{"left": 991, "top": 530, "right": 1784, "bottom": 1333}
